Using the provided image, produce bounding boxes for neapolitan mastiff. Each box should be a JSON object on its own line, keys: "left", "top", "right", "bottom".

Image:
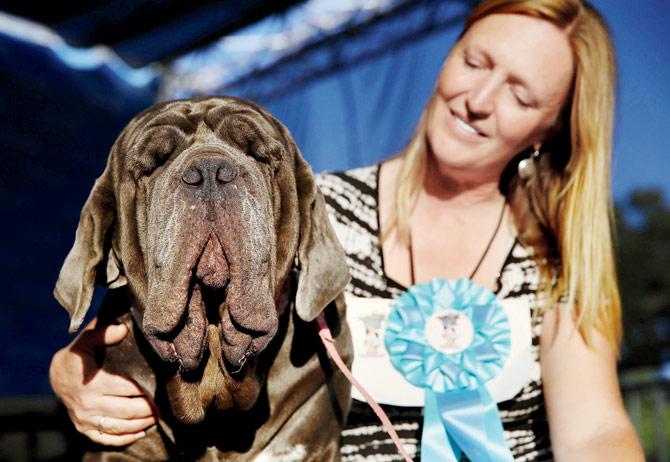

{"left": 54, "top": 97, "right": 353, "bottom": 461}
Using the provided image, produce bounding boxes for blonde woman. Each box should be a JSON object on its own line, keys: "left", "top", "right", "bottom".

{"left": 51, "top": 0, "right": 644, "bottom": 460}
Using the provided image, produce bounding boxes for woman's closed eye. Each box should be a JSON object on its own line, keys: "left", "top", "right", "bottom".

{"left": 463, "top": 51, "right": 485, "bottom": 70}
{"left": 510, "top": 86, "right": 533, "bottom": 108}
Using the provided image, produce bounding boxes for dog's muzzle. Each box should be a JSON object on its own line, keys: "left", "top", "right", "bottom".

{"left": 140, "top": 153, "right": 278, "bottom": 375}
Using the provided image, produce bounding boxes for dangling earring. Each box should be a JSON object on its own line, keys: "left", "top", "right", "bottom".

{"left": 518, "top": 146, "right": 541, "bottom": 180}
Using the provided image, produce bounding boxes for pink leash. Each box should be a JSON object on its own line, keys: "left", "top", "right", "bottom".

{"left": 315, "top": 312, "right": 413, "bottom": 462}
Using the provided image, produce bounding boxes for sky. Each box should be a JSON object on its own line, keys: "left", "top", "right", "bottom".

{"left": 595, "top": 0, "right": 670, "bottom": 201}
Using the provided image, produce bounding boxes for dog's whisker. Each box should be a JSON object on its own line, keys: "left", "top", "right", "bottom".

{"left": 231, "top": 348, "right": 254, "bottom": 374}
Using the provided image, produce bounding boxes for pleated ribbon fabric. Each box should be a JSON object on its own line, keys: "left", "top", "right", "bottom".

{"left": 385, "top": 278, "right": 515, "bottom": 462}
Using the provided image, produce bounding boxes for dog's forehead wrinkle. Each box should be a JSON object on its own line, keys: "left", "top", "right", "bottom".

{"left": 184, "top": 101, "right": 217, "bottom": 125}
{"left": 218, "top": 113, "right": 278, "bottom": 147}
{"left": 126, "top": 126, "right": 192, "bottom": 178}
{"left": 194, "top": 121, "right": 219, "bottom": 143}
{"left": 148, "top": 104, "right": 197, "bottom": 131}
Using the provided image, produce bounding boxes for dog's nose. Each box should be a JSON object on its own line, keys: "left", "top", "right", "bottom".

{"left": 182, "top": 156, "right": 238, "bottom": 186}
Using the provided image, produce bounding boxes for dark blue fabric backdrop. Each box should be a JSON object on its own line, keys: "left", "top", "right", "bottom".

{"left": 0, "top": 0, "right": 668, "bottom": 395}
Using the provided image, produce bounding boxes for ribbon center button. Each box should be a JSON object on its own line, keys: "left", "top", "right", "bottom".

{"left": 425, "top": 309, "right": 474, "bottom": 355}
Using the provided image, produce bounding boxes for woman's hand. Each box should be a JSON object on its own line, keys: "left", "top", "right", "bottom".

{"left": 49, "top": 320, "right": 157, "bottom": 446}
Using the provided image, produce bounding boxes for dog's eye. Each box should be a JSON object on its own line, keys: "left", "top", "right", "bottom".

{"left": 129, "top": 126, "right": 186, "bottom": 177}
{"left": 219, "top": 117, "right": 284, "bottom": 173}
{"left": 248, "top": 138, "right": 284, "bottom": 173}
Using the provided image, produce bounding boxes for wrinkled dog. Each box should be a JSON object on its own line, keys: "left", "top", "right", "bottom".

{"left": 54, "top": 97, "right": 352, "bottom": 461}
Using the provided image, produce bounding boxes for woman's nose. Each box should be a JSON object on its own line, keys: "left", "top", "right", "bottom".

{"left": 466, "top": 75, "right": 500, "bottom": 118}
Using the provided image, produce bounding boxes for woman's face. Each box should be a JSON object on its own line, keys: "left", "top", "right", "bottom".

{"left": 426, "top": 13, "right": 574, "bottom": 181}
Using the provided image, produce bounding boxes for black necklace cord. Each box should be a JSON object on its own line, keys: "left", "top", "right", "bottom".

{"left": 408, "top": 200, "right": 507, "bottom": 286}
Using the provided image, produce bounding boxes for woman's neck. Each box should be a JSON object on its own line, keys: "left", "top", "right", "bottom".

{"left": 379, "top": 156, "right": 515, "bottom": 289}
{"left": 422, "top": 155, "right": 505, "bottom": 209}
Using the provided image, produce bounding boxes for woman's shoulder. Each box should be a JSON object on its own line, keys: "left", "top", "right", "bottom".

{"left": 315, "top": 163, "right": 379, "bottom": 188}
{"left": 315, "top": 163, "right": 381, "bottom": 204}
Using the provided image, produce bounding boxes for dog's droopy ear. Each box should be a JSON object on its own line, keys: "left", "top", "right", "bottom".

{"left": 54, "top": 164, "right": 124, "bottom": 333}
{"left": 293, "top": 152, "right": 350, "bottom": 322}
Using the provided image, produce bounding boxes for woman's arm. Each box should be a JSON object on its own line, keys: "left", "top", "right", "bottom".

{"left": 49, "top": 319, "right": 156, "bottom": 446}
{"left": 540, "top": 306, "right": 645, "bottom": 461}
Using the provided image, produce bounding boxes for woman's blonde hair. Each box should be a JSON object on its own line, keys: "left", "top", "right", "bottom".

{"left": 385, "top": 0, "right": 621, "bottom": 348}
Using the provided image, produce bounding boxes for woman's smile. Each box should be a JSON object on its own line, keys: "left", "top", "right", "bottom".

{"left": 448, "top": 108, "right": 487, "bottom": 140}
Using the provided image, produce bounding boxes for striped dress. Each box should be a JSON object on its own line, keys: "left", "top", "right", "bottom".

{"left": 315, "top": 165, "right": 554, "bottom": 461}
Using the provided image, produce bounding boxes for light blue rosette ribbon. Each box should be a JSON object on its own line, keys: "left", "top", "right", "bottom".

{"left": 384, "top": 278, "right": 514, "bottom": 462}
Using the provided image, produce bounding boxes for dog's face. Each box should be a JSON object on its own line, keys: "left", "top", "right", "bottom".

{"left": 54, "top": 97, "right": 349, "bottom": 422}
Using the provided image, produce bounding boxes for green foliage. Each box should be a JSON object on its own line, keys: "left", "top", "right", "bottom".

{"left": 621, "top": 367, "right": 670, "bottom": 461}
{"left": 616, "top": 189, "right": 670, "bottom": 368}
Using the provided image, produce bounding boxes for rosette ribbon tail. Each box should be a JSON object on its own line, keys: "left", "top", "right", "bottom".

{"left": 422, "top": 387, "right": 515, "bottom": 462}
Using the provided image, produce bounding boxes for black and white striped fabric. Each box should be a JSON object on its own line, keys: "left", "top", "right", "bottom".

{"left": 316, "top": 165, "right": 553, "bottom": 462}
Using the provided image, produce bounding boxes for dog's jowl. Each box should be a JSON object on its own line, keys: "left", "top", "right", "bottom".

{"left": 54, "top": 97, "right": 353, "bottom": 461}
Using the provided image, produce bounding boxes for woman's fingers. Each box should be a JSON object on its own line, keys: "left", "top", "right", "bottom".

{"left": 96, "top": 415, "right": 156, "bottom": 436}
{"left": 76, "top": 323, "right": 129, "bottom": 353}
{"left": 67, "top": 396, "right": 156, "bottom": 447}
{"left": 82, "top": 428, "right": 147, "bottom": 447}
{"left": 100, "top": 323, "right": 130, "bottom": 345}
{"left": 92, "top": 370, "right": 146, "bottom": 397}
{"left": 96, "top": 395, "right": 156, "bottom": 421}
{"left": 89, "top": 372, "right": 154, "bottom": 419}
{"left": 66, "top": 397, "right": 155, "bottom": 432}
